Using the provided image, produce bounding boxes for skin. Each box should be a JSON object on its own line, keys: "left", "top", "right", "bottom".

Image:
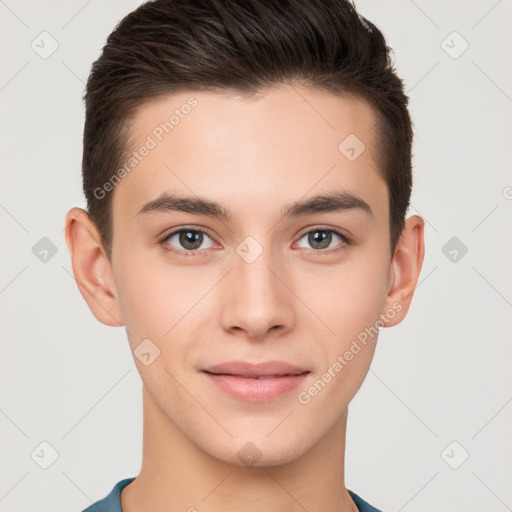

{"left": 65, "top": 84, "right": 424, "bottom": 512}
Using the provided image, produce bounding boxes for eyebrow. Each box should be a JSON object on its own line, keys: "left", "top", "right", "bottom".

{"left": 135, "top": 190, "right": 373, "bottom": 220}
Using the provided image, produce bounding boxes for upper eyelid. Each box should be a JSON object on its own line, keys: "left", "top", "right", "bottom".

{"left": 162, "top": 226, "right": 213, "bottom": 239}
{"left": 163, "top": 225, "right": 346, "bottom": 238}
{"left": 161, "top": 226, "right": 349, "bottom": 248}
{"left": 159, "top": 228, "right": 216, "bottom": 256}
{"left": 296, "top": 225, "right": 349, "bottom": 238}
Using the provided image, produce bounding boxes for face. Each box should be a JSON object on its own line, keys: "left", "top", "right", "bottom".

{"left": 95, "top": 85, "right": 400, "bottom": 465}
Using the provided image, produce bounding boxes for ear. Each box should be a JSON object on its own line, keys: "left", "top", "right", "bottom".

{"left": 380, "top": 215, "right": 425, "bottom": 327}
{"left": 64, "top": 207, "right": 124, "bottom": 327}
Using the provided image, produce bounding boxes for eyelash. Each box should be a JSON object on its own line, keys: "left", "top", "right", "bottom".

{"left": 158, "top": 226, "right": 351, "bottom": 258}
{"left": 159, "top": 227, "right": 213, "bottom": 258}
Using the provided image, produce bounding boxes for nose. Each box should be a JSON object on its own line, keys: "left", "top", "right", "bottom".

{"left": 219, "top": 243, "right": 296, "bottom": 341}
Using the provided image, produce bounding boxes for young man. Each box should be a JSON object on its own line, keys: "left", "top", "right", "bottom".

{"left": 65, "top": 1, "right": 424, "bottom": 511}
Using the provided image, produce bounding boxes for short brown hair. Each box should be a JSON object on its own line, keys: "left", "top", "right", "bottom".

{"left": 82, "top": 0, "right": 413, "bottom": 261}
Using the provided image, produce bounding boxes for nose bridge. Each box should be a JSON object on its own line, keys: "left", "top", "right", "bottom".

{"left": 219, "top": 235, "right": 294, "bottom": 338}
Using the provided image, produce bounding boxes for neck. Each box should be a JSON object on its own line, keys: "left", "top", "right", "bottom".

{"left": 121, "top": 385, "right": 358, "bottom": 512}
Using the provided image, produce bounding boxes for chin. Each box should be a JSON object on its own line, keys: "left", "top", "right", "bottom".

{"left": 202, "top": 435, "right": 311, "bottom": 468}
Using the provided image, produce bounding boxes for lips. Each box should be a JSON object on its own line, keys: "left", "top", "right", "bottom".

{"left": 202, "top": 360, "right": 310, "bottom": 378}
{"left": 201, "top": 361, "right": 311, "bottom": 402}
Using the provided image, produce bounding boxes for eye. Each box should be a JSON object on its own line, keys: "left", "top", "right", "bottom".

{"left": 294, "top": 228, "right": 350, "bottom": 252}
{"left": 159, "top": 228, "right": 215, "bottom": 256}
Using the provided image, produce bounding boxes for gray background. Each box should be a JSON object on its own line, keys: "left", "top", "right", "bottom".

{"left": 1, "top": 1, "right": 511, "bottom": 511}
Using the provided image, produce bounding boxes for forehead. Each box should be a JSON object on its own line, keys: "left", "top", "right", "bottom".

{"left": 112, "top": 84, "right": 387, "bottom": 223}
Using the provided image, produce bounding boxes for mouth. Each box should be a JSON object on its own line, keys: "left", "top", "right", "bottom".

{"left": 201, "top": 361, "right": 311, "bottom": 402}
{"left": 203, "top": 373, "right": 310, "bottom": 379}
{"left": 202, "top": 360, "right": 310, "bottom": 377}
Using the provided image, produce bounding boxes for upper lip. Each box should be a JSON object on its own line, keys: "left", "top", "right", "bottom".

{"left": 202, "top": 360, "right": 310, "bottom": 377}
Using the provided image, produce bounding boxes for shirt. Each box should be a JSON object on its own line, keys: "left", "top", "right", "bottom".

{"left": 81, "top": 477, "right": 383, "bottom": 512}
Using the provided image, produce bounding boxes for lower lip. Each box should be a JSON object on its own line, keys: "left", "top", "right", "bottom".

{"left": 202, "top": 372, "right": 309, "bottom": 402}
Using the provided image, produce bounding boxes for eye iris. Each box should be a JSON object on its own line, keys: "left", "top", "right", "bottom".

{"left": 179, "top": 230, "right": 203, "bottom": 250}
{"left": 309, "top": 230, "right": 331, "bottom": 249}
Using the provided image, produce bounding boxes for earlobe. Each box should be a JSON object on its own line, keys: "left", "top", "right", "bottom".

{"left": 380, "top": 215, "right": 425, "bottom": 328}
{"left": 64, "top": 207, "right": 124, "bottom": 327}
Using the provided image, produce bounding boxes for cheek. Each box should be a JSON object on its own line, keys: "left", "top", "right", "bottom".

{"left": 297, "top": 251, "right": 390, "bottom": 343}
{"left": 112, "top": 250, "right": 213, "bottom": 352}
{"left": 112, "top": 250, "right": 170, "bottom": 344}
{"left": 294, "top": 256, "right": 389, "bottom": 415}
